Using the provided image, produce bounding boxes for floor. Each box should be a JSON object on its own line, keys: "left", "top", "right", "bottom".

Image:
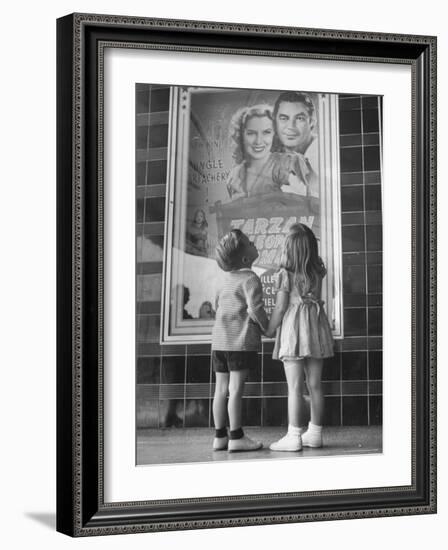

{"left": 136, "top": 426, "right": 382, "bottom": 465}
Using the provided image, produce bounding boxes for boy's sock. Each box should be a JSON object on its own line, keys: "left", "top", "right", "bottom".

{"left": 215, "top": 427, "right": 228, "bottom": 438}
{"left": 229, "top": 427, "right": 244, "bottom": 440}
{"left": 302, "top": 422, "right": 323, "bottom": 448}
{"left": 213, "top": 427, "right": 229, "bottom": 451}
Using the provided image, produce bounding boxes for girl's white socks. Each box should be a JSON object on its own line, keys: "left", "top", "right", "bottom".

{"left": 301, "top": 422, "right": 323, "bottom": 447}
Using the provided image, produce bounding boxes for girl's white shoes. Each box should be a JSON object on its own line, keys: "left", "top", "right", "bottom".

{"left": 301, "top": 423, "right": 323, "bottom": 448}
{"left": 269, "top": 433, "right": 302, "bottom": 452}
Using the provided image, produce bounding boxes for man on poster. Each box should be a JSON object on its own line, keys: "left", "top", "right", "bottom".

{"left": 273, "top": 91, "right": 319, "bottom": 198}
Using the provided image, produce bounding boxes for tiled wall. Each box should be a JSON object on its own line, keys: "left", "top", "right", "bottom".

{"left": 136, "top": 85, "right": 383, "bottom": 429}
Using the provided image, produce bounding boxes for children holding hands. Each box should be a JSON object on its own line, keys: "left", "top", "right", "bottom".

{"left": 211, "top": 224, "right": 334, "bottom": 453}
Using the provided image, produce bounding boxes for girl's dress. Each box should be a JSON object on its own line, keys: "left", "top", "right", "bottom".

{"left": 272, "top": 267, "right": 334, "bottom": 360}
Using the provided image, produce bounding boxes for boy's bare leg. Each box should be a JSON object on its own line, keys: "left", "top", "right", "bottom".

{"left": 228, "top": 369, "right": 248, "bottom": 430}
{"left": 213, "top": 372, "right": 229, "bottom": 429}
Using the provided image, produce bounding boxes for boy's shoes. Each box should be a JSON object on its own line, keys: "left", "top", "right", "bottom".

{"left": 301, "top": 430, "right": 323, "bottom": 448}
{"left": 269, "top": 433, "right": 302, "bottom": 452}
{"left": 213, "top": 436, "right": 228, "bottom": 451}
{"left": 228, "top": 435, "right": 263, "bottom": 452}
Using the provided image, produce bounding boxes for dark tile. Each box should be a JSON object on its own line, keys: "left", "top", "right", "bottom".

{"left": 150, "top": 88, "right": 170, "bottom": 112}
{"left": 159, "top": 399, "right": 184, "bottom": 428}
{"left": 138, "top": 301, "right": 162, "bottom": 314}
{"left": 248, "top": 354, "right": 262, "bottom": 382}
{"left": 341, "top": 172, "right": 363, "bottom": 186}
{"left": 342, "top": 212, "right": 365, "bottom": 226}
{"left": 136, "top": 198, "right": 145, "bottom": 223}
{"left": 262, "top": 397, "right": 288, "bottom": 427}
{"left": 367, "top": 265, "right": 382, "bottom": 294}
{"left": 368, "top": 294, "right": 382, "bottom": 307}
{"left": 136, "top": 88, "right": 149, "bottom": 114}
{"left": 365, "top": 185, "right": 382, "bottom": 211}
{"left": 366, "top": 225, "right": 382, "bottom": 251}
{"left": 363, "top": 133, "right": 380, "bottom": 146}
{"left": 363, "top": 108, "right": 380, "bottom": 133}
{"left": 137, "top": 357, "right": 161, "bottom": 384}
{"left": 263, "top": 356, "right": 284, "bottom": 381}
{"left": 364, "top": 146, "right": 381, "bottom": 171}
{"left": 137, "top": 315, "right": 160, "bottom": 343}
{"left": 344, "top": 308, "right": 367, "bottom": 336}
{"left": 369, "top": 396, "right": 383, "bottom": 425}
{"left": 340, "top": 147, "right": 363, "bottom": 172}
{"left": 339, "top": 96, "right": 361, "bottom": 111}
{"left": 186, "top": 343, "right": 212, "bottom": 355}
{"left": 161, "top": 356, "right": 185, "bottom": 384}
{"left": 341, "top": 380, "right": 368, "bottom": 396}
{"left": 136, "top": 386, "right": 160, "bottom": 428}
{"left": 342, "top": 226, "right": 365, "bottom": 252}
{"left": 341, "top": 351, "right": 367, "bottom": 380}
{"left": 262, "top": 340, "right": 275, "bottom": 353}
{"left": 343, "top": 264, "right": 366, "bottom": 294}
{"left": 342, "top": 252, "right": 366, "bottom": 265}
{"left": 368, "top": 336, "right": 382, "bottom": 350}
{"left": 341, "top": 186, "right": 364, "bottom": 212}
{"left": 343, "top": 294, "right": 365, "bottom": 307}
{"left": 366, "top": 252, "right": 382, "bottom": 265}
{"left": 324, "top": 396, "right": 342, "bottom": 426}
{"left": 364, "top": 171, "right": 381, "bottom": 185}
{"left": 322, "top": 353, "right": 341, "bottom": 381}
{"left": 138, "top": 342, "right": 162, "bottom": 356}
{"left": 342, "top": 337, "right": 367, "bottom": 351}
{"left": 136, "top": 126, "right": 149, "bottom": 150}
{"left": 339, "top": 109, "right": 362, "bottom": 134}
{"left": 144, "top": 159, "right": 166, "bottom": 186}
{"left": 362, "top": 96, "right": 379, "bottom": 109}
{"left": 242, "top": 398, "right": 262, "bottom": 426}
{"left": 136, "top": 162, "right": 146, "bottom": 186}
{"left": 186, "top": 355, "right": 211, "bottom": 383}
{"left": 369, "top": 351, "right": 383, "bottom": 379}
{"left": 342, "top": 396, "right": 368, "bottom": 425}
{"left": 148, "top": 124, "right": 169, "bottom": 148}
{"left": 368, "top": 308, "right": 382, "bottom": 336}
{"left": 340, "top": 134, "right": 362, "bottom": 147}
{"left": 145, "top": 197, "right": 166, "bottom": 222}
{"left": 184, "top": 399, "right": 210, "bottom": 427}
{"left": 365, "top": 212, "right": 382, "bottom": 225}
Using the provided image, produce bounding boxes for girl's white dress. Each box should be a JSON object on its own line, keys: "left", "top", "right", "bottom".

{"left": 272, "top": 268, "right": 334, "bottom": 360}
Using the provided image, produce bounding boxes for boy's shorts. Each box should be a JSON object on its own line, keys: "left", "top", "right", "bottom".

{"left": 212, "top": 350, "right": 258, "bottom": 373}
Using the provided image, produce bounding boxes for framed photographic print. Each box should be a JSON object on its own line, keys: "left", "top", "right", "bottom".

{"left": 57, "top": 13, "right": 436, "bottom": 536}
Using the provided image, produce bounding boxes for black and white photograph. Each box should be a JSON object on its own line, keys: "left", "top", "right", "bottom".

{"left": 136, "top": 84, "right": 383, "bottom": 465}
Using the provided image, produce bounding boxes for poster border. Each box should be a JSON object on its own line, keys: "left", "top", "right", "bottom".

{"left": 56, "top": 12, "right": 436, "bottom": 536}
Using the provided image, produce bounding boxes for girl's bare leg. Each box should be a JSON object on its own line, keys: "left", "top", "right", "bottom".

{"left": 304, "top": 358, "right": 324, "bottom": 425}
{"left": 284, "top": 360, "right": 306, "bottom": 427}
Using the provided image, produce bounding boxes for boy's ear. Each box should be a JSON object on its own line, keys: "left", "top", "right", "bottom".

{"left": 241, "top": 255, "right": 249, "bottom": 265}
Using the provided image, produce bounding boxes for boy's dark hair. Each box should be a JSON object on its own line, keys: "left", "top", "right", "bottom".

{"left": 215, "top": 229, "right": 245, "bottom": 272}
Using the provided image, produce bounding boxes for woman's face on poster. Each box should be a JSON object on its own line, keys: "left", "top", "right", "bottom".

{"left": 242, "top": 115, "right": 274, "bottom": 161}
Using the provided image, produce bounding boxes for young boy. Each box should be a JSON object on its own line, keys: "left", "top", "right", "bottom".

{"left": 212, "top": 229, "right": 268, "bottom": 452}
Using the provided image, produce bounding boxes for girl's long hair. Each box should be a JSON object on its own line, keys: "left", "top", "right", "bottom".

{"left": 279, "top": 223, "right": 324, "bottom": 295}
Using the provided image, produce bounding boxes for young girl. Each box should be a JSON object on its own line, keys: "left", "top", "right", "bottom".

{"left": 266, "top": 223, "right": 334, "bottom": 451}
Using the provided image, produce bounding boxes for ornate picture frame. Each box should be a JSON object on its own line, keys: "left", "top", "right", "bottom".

{"left": 56, "top": 13, "right": 436, "bottom": 536}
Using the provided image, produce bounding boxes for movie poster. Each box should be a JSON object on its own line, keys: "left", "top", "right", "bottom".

{"left": 162, "top": 86, "right": 343, "bottom": 343}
